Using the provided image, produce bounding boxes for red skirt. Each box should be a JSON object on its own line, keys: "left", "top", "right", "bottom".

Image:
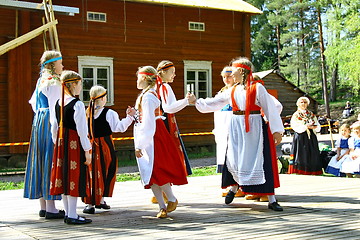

{"left": 50, "top": 128, "right": 91, "bottom": 197}
{"left": 83, "top": 135, "right": 117, "bottom": 205}
{"left": 145, "top": 119, "right": 188, "bottom": 189}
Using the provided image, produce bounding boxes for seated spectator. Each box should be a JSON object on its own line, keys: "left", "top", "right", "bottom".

{"left": 340, "top": 124, "right": 360, "bottom": 178}
{"left": 342, "top": 101, "right": 353, "bottom": 118}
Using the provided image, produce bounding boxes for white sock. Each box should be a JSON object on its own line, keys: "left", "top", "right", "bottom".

{"left": 62, "top": 195, "right": 68, "bottom": 216}
{"left": 87, "top": 204, "right": 94, "bottom": 208}
{"left": 100, "top": 197, "right": 105, "bottom": 204}
{"left": 268, "top": 195, "right": 276, "bottom": 203}
{"left": 160, "top": 183, "right": 176, "bottom": 202}
{"left": 151, "top": 184, "right": 166, "bottom": 209}
{"left": 230, "top": 185, "right": 239, "bottom": 193}
{"left": 39, "top": 197, "right": 46, "bottom": 211}
{"left": 67, "top": 195, "right": 78, "bottom": 219}
{"left": 45, "top": 200, "right": 58, "bottom": 213}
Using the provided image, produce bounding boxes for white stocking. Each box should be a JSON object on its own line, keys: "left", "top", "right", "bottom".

{"left": 229, "top": 185, "right": 239, "bottom": 193}
{"left": 62, "top": 194, "right": 68, "bottom": 216}
{"left": 39, "top": 197, "right": 46, "bottom": 211}
{"left": 268, "top": 195, "right": 276, "bottom": 203}
{"left": 151, "top": 184, "right": 166, "bottom": 209}
{"left": 45, "top": 200, "right": 58, "bottom": 213}
{"left": 160, "top": 183, "right": 176, "bottom": 202}
{"left": 67, "top": 195, "right": 78, "bottom": 219}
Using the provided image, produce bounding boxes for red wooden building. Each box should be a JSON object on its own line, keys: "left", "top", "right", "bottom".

{"left": 0, "top": 0, "right": 261, "bottom": 156}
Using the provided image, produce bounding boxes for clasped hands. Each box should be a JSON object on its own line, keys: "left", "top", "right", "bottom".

{"left": 186, "top": 92, "right": 196, "bottom": 105}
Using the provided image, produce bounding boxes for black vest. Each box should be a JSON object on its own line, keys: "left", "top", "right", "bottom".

{"left": 55, "top": 98, "right": 79, "bottom": 131}
{"left": 93, "top": 108, "right": 112, "bottom": 138}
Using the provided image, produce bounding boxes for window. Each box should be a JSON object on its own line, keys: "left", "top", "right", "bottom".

{"left": 87, "top": 11, "right": 106, "bottom": 22}
{"left": 183, "top": 60, "right": 212, "bottom": 99}
{"left": 189, "top": 21, "right": 205, "bottom": 31}
{"left": 78, "top": 56, "right": 114, "bottom": 105}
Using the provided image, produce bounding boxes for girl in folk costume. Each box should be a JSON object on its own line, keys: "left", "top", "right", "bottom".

{"left": 289, "top": 97, "right": 322, "bottom": 175}
{"left": 340, "top": 123, "right": 360, "bottom": 178}
{"left": 24, "top": 50, "right": 65, "bottom": 219}
{"left": 134, "top": 66, "right": 188, "bottom": 218}
{"left": 82, "top": 86, "right": 136, "bottom": 214}
{"left": 195, "top": 57, "right": 284, "bottom": 211}
{"left": 50, "top": 70, "right": 92, "bottom": 224}
{"left": 214, "top": 66, "right": 245, "bottom": 199}
{"left": 325, "top": 124, "right": 351, "bottom": 176}
{"left": 151, "top": 60, "right": 196, "bottom": 204}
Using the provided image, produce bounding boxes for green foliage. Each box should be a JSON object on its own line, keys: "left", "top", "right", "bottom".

{"left": 0, "top": 181, "right": 24, "bottom": 190}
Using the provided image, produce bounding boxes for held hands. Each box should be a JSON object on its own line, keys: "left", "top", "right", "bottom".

{"left": 186, "top": 92, "right": 196, "bottom": 105}
{"left": 135, "top": 148, "right": 143, "bottom": 158}
{"left": 84, "top": 150, "right": 92, "bottom": 166}
{"left": 306, "top": 123, "right": 317, "bottom": 130}
{"left": 126, "top": 106, "right": 136, "bottom": 117}
{"left": 273, "top": 132, "right": 283, "bottom": 146}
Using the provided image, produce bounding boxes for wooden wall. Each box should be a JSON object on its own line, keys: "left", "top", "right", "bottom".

{"left": 0, "top": 0, "right": 254, "bottom": 153}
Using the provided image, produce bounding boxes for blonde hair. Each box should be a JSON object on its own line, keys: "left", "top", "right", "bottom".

{"left": 157, "top": 60, "right": 174, "bottom": 82}
{"left": 135, "top": 66, "right": 157, "bottom": 110}
{"left": 221, "top": 66, "right": 232, "bottom": 77}
{"left": 60, "top": 70, "right": 82, "bottom": 97}
{"left": 86, "top": 85, "right": 107, "bottom": 116}
{"left": 253, "top": 74, "right": 261, "bottom": 81}
{"left": 230, "top": 57, "right": 254, "bottom": 85}
{"left": 296, "top": 96, "right": 310, "bottom": 106}
{"left": 40, "top": 50, "right": 62, "bottom": 72}
{"left": 339, "top": 123, "right": 350, "bottom": 132}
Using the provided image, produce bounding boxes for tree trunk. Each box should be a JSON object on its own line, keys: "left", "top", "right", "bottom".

{"left": 330, "top": 64, "right": 338, "bottom": 101}
{"left": 317, "top": 6, "right": 330, "bottom": 118}
{"left": 276, "top": 24, "right": 281, "bottom": 70}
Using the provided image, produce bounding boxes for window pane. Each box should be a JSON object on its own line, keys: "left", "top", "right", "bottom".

{"left": 97, "top": 68, "right": 108, "bottom": 79}
{"left": 199, "top": 91, "right": 207, "bottom": 98}
{"left": 198, "top": 71, "right": 207, "bottom": 80}
{"left": 83, "top": 90, "right": 90, "bottom": 101}
{"left": 186, "top": 83, "right": 195, "bottom": 93}
{"left": 83, "top": 68, "right": 93, "bottom": 78}
{"left": 187, "top": 71, "right": 195, "bottom": 80}
{"left": 97, "top": 80, "right": 108, "bottom": 89}
{"left": 83, "top": 79, "right": 93, "bottom": 90}
{"left": 198, "top": 82, "right": 207, "bottom": 91}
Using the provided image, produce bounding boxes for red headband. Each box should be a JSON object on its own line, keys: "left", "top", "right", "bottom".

{"left": 232, "top": 63, "right": 251, "bottom": 71}
{"left": 139, "top": 72, "right": 155, "bottom": 76}
{"left": 158, "top": 63, "right": 174, "bottom": 71}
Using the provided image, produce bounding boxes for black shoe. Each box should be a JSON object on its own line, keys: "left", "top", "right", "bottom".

{"left": 64, "top": 216, "right": 67, "bottom": 223}
{"left": 95, "top": 201, "right": 110, "bottom": 209}
{"left": 268, "top": 201, "right": 283, "bottom": 211}
{"left": 83, "top": 206, "right": 95, "bottom": 214}
{"left": 39, "top": 210, "right": 46, "bottom": 217}
{"left": 225, "top": 191, "right": 235, "bottom": 204}
{"left": 66, "top": 216, "right": 92, "bottom": 224}
{"left": 45, "top": 210, "right": 66, "bottom": 219}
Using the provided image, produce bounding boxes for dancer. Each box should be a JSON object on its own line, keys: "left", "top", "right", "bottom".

{"left": 133, "top": 66, "right": 188, "bottom": 218}
{"left": 195, "top": 57, "right": 284, "bottom": 211}
{"left": 24, "top": 50, "right": 64, "bottom": 219}
{"left": 83, "top": 85, "right": 135, "bottom": 214}
{"left": 50, "top": 70, "right": 92, "bottom": 224}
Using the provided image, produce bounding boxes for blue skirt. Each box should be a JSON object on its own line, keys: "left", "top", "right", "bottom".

{"left": 23, "top": 108, "right": 61, "bottom": 200}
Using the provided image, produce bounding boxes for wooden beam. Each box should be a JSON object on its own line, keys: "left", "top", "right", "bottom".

{"left": 0, "top": 0, "right": 79, "bottom": 15}
{"left": 0, "top": 20, "right": 58, "bottom": 56}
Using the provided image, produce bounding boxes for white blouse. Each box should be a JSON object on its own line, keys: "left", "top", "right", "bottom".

{"left": 159, "top": 83, "right": 189, "bottom": 113}
{"left": 94, "top": 108, "right": 133, "bottom": 133}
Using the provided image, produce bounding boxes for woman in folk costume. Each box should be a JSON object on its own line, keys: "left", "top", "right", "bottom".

{"left": 82, "top": 85, "right": 136, "bottom": 214}
{"left": 151, "top": 60, "right": 196, "bottom": 204}
{"left": 24, "top": 50, "right": 65, "bottom": 219}
{"left": 50, "top": 70, "right": 92, "bottom": 224}
{"left": 214, "top": 66, "right": 245, "bottom": 199}
{"left": 195, "top": 57, "right": 284, "bottom": 211}
{"left": 289, "top": 97, "right": 322, "bottom": 175}
{"left": 133, "top": 66, "right": 188, "bottom": 218}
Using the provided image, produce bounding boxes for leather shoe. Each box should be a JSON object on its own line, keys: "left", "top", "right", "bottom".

{"left": 83, "top": 206, "right": 95, "bottom": 214}
{"left": 45, "top": 210, "right": 66, "bottom": 219}
{"left": 39, "top": 210, "right": 46, "bottom": 218}
{"left": 156, "top": 208, "right": 167, "bottom": 218}
{"left": 225, "top": 191, "right": 235, "bottom": 204}
{"left": 166, "top": 199, "right": 178, "bottom": 213}
{"left": 66, "top": 216, "right": 92, "bottom": 224}
{"left": 95, "top": 201, "right": 110, "bottom": 209}
{"left": 268, "top": 201, "right": 283, "bottom": 211}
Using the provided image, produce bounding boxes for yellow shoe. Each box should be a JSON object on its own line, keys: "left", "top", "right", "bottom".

{"left": 166, "top": 199, "right": 178, "bottom": 213}
{"left": 235, "top": 189, "right": 245, "bottom": 197}
{"left": 156, "top": 208, "right": 167, "bottom": 218}
{"left": 245, "top": 195, "right": 261, "bottom": 200}
{"left": 222, "top": 191, "right": 228, "bottom": 197}
{"left": 259, "top": 196, "right": 269, "bottom": 202}
{"left": 151, "top": 193, "right": 168, "bottom": 204}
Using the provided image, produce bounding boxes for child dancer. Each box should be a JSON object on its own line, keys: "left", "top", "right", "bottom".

{"left": 24, "top": 50, "right": 64, "bottom": 219}
{"left": 83, "top": 85, "right": 135, "bottom": 214}
{"left": 195, "top": 57, "right": 284, "bottom": 211}
{"left": 152, "top": 60, "right": 195, "bottom": 203}
{"left": 340, "top": 124, "right": 360, "bottom": 178}
{"left": 325, "top": 124, "right": 351, "bottom": 176}
{"left": 50, "top": 70, "right": 92, "bottom": 224}
{"left": 133, "top": 66, "right": 188, "bottom": 218}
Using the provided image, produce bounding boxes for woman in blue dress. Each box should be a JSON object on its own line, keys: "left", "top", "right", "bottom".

{"left": 23, "top": 51, "right": 65, "bottom": 219}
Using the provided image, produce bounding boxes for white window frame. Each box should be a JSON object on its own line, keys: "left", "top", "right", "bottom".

{"left": 78, "top": 56, "right": 114, "bottom": 106}
{"left": 188, "top": 21, "right": 205, "bottom": 31}
{"left": 183, "top": 60, "right": 212, "bottom": 99}
{"left": 87, "top": 11, "right": 107, "bottom": 22}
